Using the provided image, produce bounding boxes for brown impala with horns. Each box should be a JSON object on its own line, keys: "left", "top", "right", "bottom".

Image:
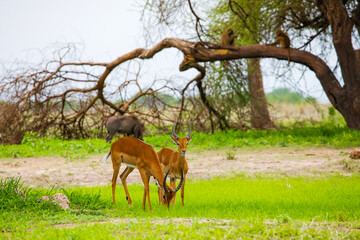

{"left": 157, "top": 123, "right": 192, "bottom": 206}
{"left": 103, "top": 137, "right": 183, "bottom": 211}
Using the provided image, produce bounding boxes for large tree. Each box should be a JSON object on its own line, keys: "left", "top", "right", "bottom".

{"left": 278, "top": 0, "right": 360, "bottom": 129}
{"left": 208, "top": 0, "right": 277, "bottom": 129}
{"left": 143, "top": 0, "right": 360, "bottom": 129}
{"left": 1, "top": 0, "right": 360, "bottom": 144}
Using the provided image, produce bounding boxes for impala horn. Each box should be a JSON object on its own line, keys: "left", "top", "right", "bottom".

{"left": 173, "top": 169, "right": 184, "bottom": 194}
{"left": 186, "top": 123, "right": 191, "bottom": 140}
{"left": 163, "top": 168, "right": 184, "bottom": 194}
{"left": 163, "top": 169, "right": 170, "bottom": 194}
{"left": 172, "top": 123, "right": 179, "bottom": 140}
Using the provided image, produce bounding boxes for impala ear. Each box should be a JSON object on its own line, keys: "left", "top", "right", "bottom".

{"left": 170, "top": 134, "right": 179, "bottom": 145}
{"left": 154, "top": 177, "right": 162, "bottom": 189}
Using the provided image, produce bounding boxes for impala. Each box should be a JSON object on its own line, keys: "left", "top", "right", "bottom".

{"left": 157, "top": 123, "right": 192, "bottom": 206}
{"left": 103, "top": 136, "right": 183, "bottom": 211}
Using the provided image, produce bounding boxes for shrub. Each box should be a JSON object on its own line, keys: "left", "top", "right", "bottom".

{"left": 0, "top": 101, "right": 25, "bottom": 144}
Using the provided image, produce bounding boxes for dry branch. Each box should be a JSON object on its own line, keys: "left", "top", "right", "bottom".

{"left": 0, "top": 36, "right": 345, "bottom": 143}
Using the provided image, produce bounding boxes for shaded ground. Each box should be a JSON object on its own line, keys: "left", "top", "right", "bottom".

{"left": 0, "top": 148, "right": 353, "bottom": 188}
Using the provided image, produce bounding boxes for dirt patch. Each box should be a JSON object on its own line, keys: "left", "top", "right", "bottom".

{"left": 52, "top": 217, "right": 234, "bottom": 229}
{"left": 0, "top": 148, "right": 352, "bottom": 188}
{"left": 51, "top": 217, "right": 360, "bottom": 233}
{"left": 189, "top": 148, "right": 349, "bottom": 179}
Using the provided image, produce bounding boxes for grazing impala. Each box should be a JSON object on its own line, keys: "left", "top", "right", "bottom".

{"left": 103, "top": 136, "right": 183, "bottom": 211}
{"left": 157, "top": 123, "right": 192, "bottom": 206}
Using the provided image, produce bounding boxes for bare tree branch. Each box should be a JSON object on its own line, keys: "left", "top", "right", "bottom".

{"left": 0, "top": 35, "right": 348, "bottom": 142}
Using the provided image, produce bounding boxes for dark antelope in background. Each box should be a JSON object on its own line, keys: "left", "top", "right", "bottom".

{"left": 105, "top": 115, "right": 145, "bottom": 142}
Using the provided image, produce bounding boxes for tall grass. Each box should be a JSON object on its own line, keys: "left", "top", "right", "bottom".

{"left": 0, "top": 177, "right": 62, "bottom": 211}
{"left": 2, "top": 175, "right": 360, "bottom": 232}
{"left": 1, "top": 125, "right": 360, "bottom": 158}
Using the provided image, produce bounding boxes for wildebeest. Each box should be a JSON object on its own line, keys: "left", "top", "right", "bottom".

{"left": 105, "top": 115, "right": 145, "bottom": 142}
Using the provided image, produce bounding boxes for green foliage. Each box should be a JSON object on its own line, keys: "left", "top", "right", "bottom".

{"left": 328, "top": 106, "right": 336, "bottom": 117}
{"left": 207, "top": 0, "right": 276, "bottom": 45}
{"left": 202, "top": 61, "right": 250, "bottom": 127}
{"left": 266, "top": 88, "right": 315, "bottom": 104}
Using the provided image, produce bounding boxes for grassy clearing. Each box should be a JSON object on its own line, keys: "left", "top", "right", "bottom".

{"left": 1, "top": 123, "right": 360, "bottom": 238}
{"left": 1, "top": 124, "right": 360, "bottom": 159}
{"left": 0, "top": 132, "right": 110, "bottom": 159}
{"left": 1, "top": 175, "right": 360, "bottom": 238}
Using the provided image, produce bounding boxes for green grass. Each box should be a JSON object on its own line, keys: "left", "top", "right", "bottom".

{"left": 1, "top": 125, "right": 360, "bottom": 158}
{"left": 0, "top": 132, "right": 111, "bottom": 159}
{"left": 5, "top": 219, "right": 360, "bottom": 239}
{"left": 2, "top": 123, "right": 360, "bottom": 238}
{"left": 1, "top": 175, "right": 360, "bottom": 238}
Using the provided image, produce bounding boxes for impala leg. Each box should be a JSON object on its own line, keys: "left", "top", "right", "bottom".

{"left": 145, "top": 172, "right": 152, "bottom": 208}
{"left": 158, "top": 187, "right": 163, "bottom": 205}
{"left": 157, "top": 175, "right": 164, "bottom": 205}
{"left": 139, "top": 169, "right": 152, "bottom": 211}
{"left": 111, "top": 161, "right": 121, "bottom": 204}
{"left": 120, "top": 166, "right": 134, "bottom": 206}
{"left": 181, "top": 177, "right": 186, "bottom": 206}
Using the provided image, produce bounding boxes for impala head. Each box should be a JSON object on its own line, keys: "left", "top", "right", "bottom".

{"left": 171, "top": 123, "right": 192, "bottom": 156}
{"left": 155, "top": 168, "right": 184, "bottom": 207}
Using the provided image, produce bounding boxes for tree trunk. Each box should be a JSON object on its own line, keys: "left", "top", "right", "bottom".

{"left": 316, "top": 0, "right": 360, "bottom": 129}
{"left": 246, "top": 58, "right": 275, "bottom": 129}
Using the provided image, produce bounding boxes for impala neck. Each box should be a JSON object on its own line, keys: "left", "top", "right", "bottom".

{"left": 177, "top": 153, "right": 186, "bottom": 165}
{"left": 152, "top": 168, "right": 166, "bottom": 188}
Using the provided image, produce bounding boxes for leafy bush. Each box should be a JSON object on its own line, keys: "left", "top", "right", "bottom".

{"left": 266, "top": 88, "right": 315, "bottom": 104}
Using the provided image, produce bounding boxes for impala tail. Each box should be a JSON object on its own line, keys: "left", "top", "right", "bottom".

{"left": 102, "top": 151, "right": 111, "bottom": 170}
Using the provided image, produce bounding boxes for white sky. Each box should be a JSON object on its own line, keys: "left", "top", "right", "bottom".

{"left": 0, "top": 0, "right": 329, "bottom": 103}
{"left": 0, "top": 0, "right": 144, "bottom": 61}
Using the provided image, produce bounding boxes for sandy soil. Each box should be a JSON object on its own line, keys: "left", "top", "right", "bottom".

{"left": 0, "top": 147, "right": 352, "bottom": 188}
